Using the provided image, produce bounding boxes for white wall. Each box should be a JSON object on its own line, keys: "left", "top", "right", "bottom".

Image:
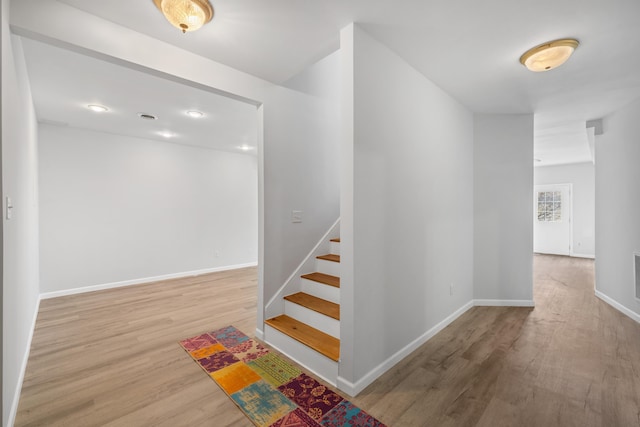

{"left": 534, "top": 162, "right": 595, "bottom": 258}
{"left": 474, "top": 114, "right": 534, "bottom": 303}
{"left": 260, "top": 51, "right": 341, "bottom": 328}
{"left": 340, "top": 24, "right": 475, "bottom": 390}
{"left": 2, "top": 29, "right": 40, "bottom": 427}
{"left": 595, "top": 97, "right": 640, "bottom": 320}
{"left": 38, "top": 125, "right": 258, "bottom": 294}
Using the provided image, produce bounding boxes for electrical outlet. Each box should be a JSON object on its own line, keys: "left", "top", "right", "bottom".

{"left": 6, "top": 197, "right": 13, "bottom": 220}
{"left": 292, "top": 210, "right": 302, "bottom": 223}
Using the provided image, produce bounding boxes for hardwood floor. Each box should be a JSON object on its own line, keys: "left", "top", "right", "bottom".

{"left": 16, "top": 268, "right": 258, "bottom": 427}
{"left": 351, "top": 255, "right": 640, "bottom": 426}
{"left": 16, "top": 255, "right": 640, "bottom": 426}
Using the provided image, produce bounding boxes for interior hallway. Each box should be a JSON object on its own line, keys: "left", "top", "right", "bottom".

{"left": 16, "top": 255, "right": 640, "bottom": 426}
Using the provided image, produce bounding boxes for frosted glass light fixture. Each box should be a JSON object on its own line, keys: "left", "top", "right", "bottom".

{"left": 153, "top": 0, "right": 214, "bottom": 33}
{"left": 520, "top": 39, "right": 579, "bottom": 72}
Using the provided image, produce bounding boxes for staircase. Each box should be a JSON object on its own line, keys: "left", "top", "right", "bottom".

{"left": 264, "top": 237, "right": 341, "bottom": 384}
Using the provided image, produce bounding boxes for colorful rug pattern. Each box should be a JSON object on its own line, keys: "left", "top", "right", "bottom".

{"left": 180, "top": 326, "right": 387, "bottom": 427}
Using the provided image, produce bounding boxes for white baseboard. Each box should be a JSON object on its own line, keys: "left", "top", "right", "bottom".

{"left": 595, "top": 290, "right": 640, "bottom": 324}
{"left": 337, "top": 300, "right": 474, "bottom": 397}
{"left": 254, "top": 328, "right": 265, "bottom": 341}
{"left": 40, "top": 262, "right": 258, "bottom": 299}
{"left": 571, "top": 253, "right": 595, "bottom": 259}
{"left": 8, "top": 295, "right": 41, "bottom": 427}
{"left": 473, "top": 299, "right": 535, "bottom": 307}
{"left": 535, "top": 251, "right": 595, "bottom": 260}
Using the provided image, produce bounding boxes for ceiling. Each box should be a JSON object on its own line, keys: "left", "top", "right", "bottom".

{"left": 27, "top": 0, "right": 640, "bottom": 164}
{"left": 20, "top": 37, "right": 258, "bottom": 154}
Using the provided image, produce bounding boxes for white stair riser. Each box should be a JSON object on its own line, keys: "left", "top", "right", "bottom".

{"left": 264, "top": 325, "right": 338, "bottom": 386}
{"left": 284, "top": 300, "right": 340, "bottom": 339}
{"left": 301, "top": 278, "right": 340, "bottom": 304}
{"left": 316, "top": 259, "right": 340, "bottom": 277}
{"left": 330, "top": 241, "right": 340, "bottom": 255}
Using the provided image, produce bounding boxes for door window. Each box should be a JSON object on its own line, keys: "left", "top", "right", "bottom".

{"left": 537, "top": 191, "right": 562, "bottom": 222}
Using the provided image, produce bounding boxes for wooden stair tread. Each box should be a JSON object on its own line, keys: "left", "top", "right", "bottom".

{"left": 330, "top": 238, "right": 341, "bottom": 243}
{"left": 301, "top": 272, "right": 340, "bottom": 288}
{"left": 317, "top": 254, "right": 340, "bottom": 263}
{"left": 284, "top": 292, "right": 340, "bottom": 320}
{"left": 265, "top": 315, "right": 340, "bottom": 361}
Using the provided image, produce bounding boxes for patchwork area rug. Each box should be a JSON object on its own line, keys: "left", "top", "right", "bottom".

{"left": 180, "top": 326, "right": 387, "bottom": 427}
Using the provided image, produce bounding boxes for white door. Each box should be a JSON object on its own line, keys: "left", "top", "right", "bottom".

{"left": 534, "top": 184, "right": 572, "bottom": 255}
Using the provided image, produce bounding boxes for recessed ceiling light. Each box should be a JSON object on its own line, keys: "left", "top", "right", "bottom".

{"left": 238, "top": 145, "right": 251, "bottom": 152}
{"left": 186, "top": 110, "right": 204, "bottom": 118}
{"left": 138, "top": 112, "right": 158, "bottom": 120}
{"left": 158, "top": 131, "right": 175, "bottom": 138}
{"left": 520, "top": 39, "right": 579, "bottom": 72}
{"left": 87, "top": 104, "right": 108, "bottom": 113}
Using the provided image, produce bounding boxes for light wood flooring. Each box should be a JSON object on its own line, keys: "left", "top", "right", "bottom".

{"left": 16, "top": 255, "right": 640, "bottom": 426}
{"left": 351, "top": 255, "right": 640, "bottom": 426}
{"left": 16, "top": 268, "right": 259, "bottom": 427}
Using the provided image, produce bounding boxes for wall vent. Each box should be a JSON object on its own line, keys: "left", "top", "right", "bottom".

{"left": 635, "top": 253, "right": 640, "bottom": 300}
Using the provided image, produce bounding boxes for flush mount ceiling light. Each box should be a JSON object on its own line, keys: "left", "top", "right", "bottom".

{"left": 520, "top": 39, "right": 579, "bottom": 72}
{"left": 153, "top": 0, "right": 214, "bottom": 33}
{"left": 186, "top": 110, "right": 204, "bottom": 118}
{"left": 87, "top": 104, "right": 108, "bottom": 113}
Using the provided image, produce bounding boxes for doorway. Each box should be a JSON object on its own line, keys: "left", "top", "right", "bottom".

{"left": 534, "top": 183, "right": 572, "bottom": 256}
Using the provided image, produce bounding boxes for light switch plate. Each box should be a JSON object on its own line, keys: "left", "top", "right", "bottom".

{"left": 292, "top": 210, "right": 302, "bottom": 223}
